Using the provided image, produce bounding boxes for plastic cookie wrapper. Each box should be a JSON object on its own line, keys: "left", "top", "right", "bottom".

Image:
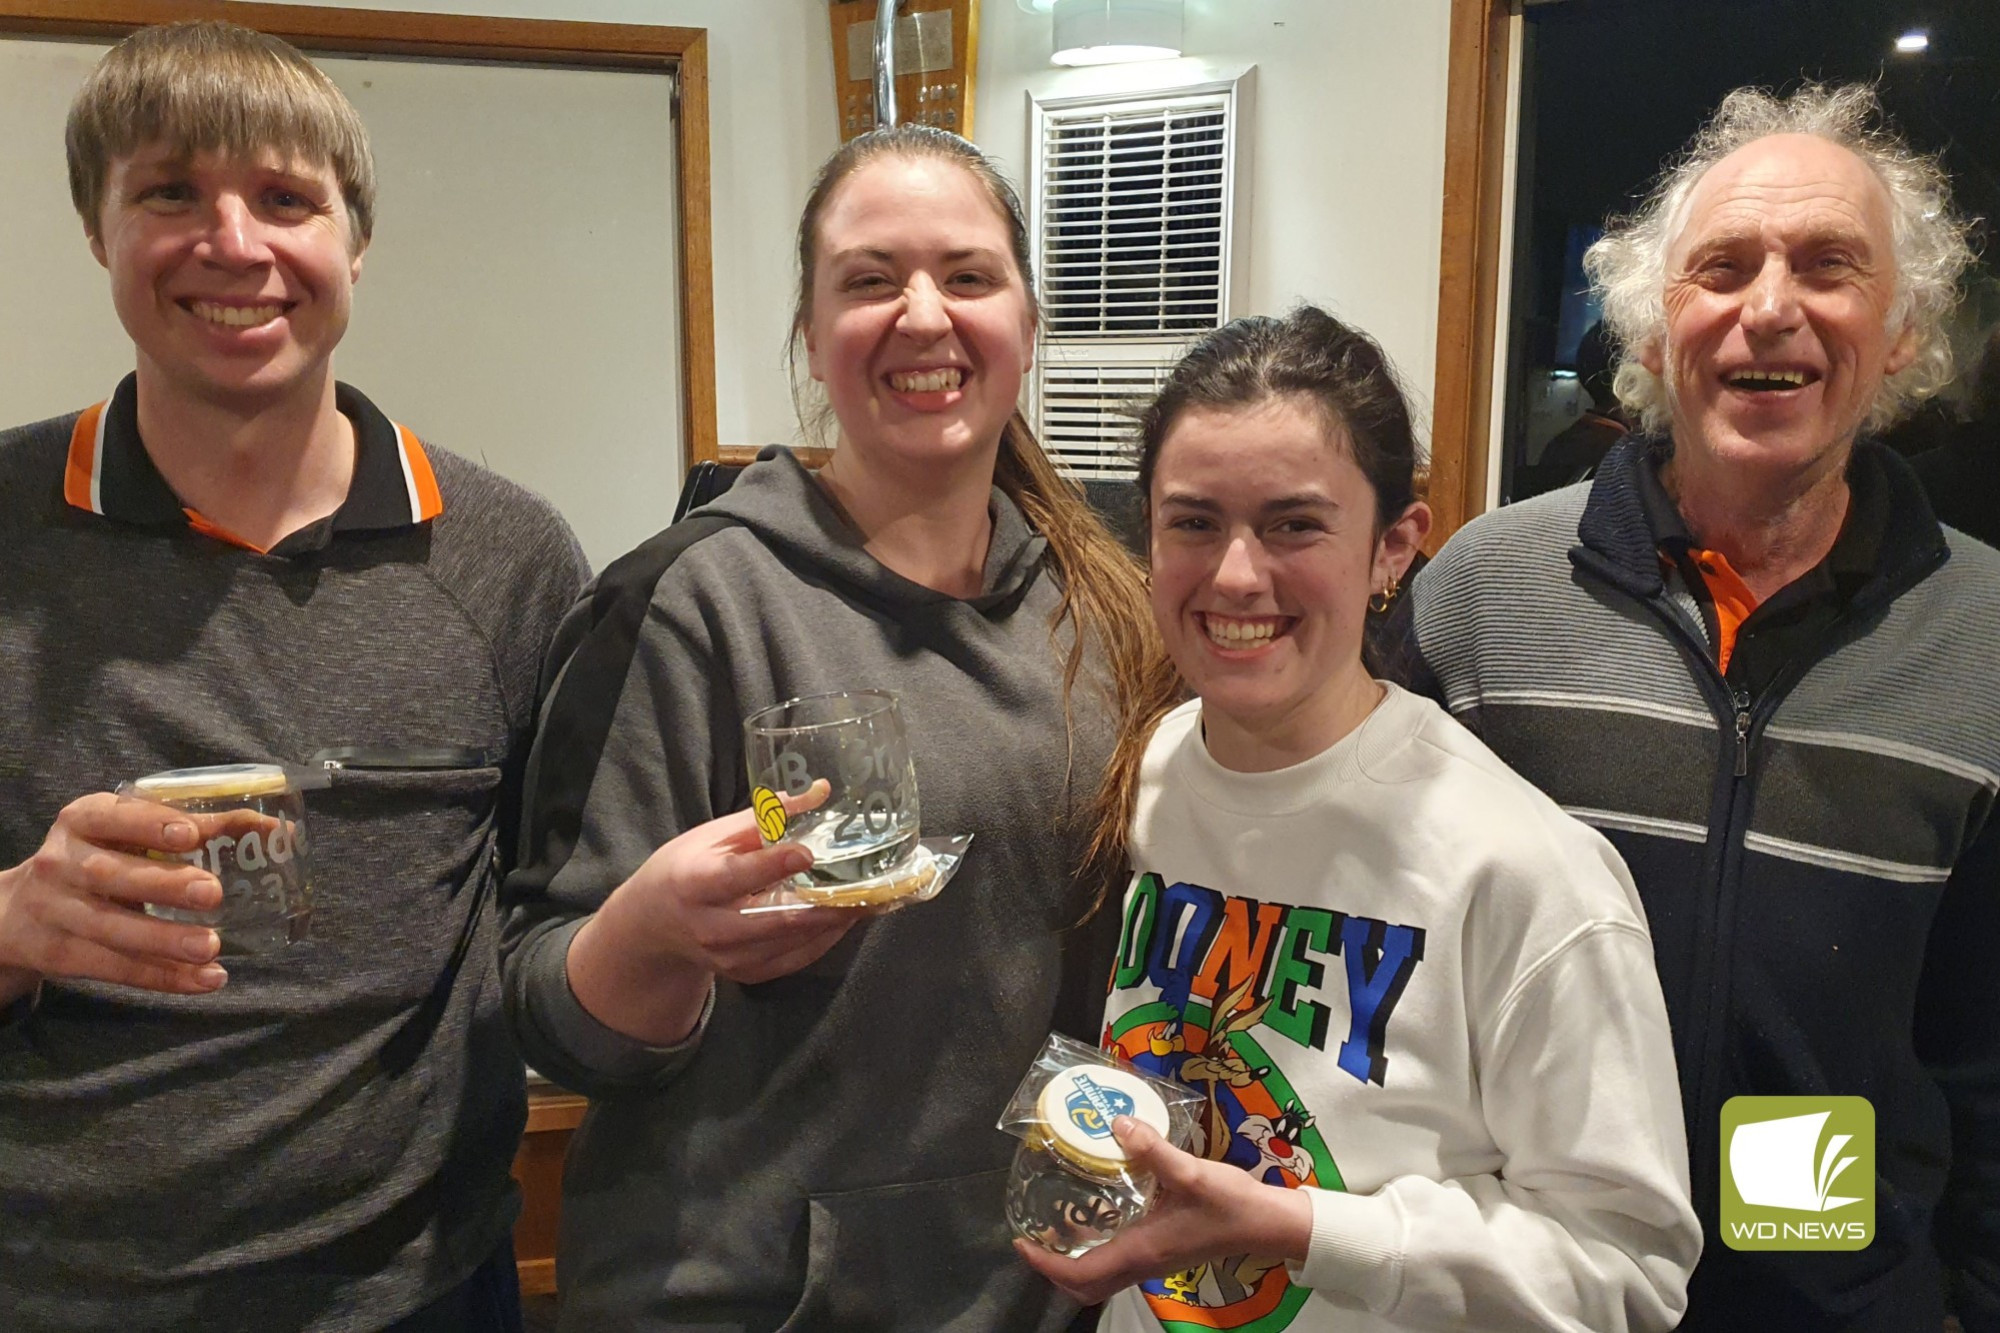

{"left": 998, "top": 1033, "right": 1203, "bottom": 1257}
{"left": 737, "top": 833, "right": 975, "bottom": 915}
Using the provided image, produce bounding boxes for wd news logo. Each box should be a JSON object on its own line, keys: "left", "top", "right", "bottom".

{"left": 1720, "top": 1096, "right": 1874, "bottom": 1250}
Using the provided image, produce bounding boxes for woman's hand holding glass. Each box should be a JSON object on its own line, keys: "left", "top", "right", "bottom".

{"left": 565, "top": 782, "right": 861, "bottom": 1045}
{"left": 1012, "top": 1115, "right": 1314, "bottom": 1306}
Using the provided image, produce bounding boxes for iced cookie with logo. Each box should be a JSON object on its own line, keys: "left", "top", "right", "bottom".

{"left": 1006, "top": 1063, "right": 1173, "bottom": 1256}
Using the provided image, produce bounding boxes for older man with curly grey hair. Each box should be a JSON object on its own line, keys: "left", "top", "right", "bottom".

{"left": 1406, "top": 83, "right": 1999, "bottom": 1331}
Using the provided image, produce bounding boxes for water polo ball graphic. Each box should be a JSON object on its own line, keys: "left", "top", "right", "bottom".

{"left": 752, "top": 786, "right": 788, "bottom": 841}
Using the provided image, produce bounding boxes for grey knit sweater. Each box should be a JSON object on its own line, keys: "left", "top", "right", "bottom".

{"left": 0, "top": 384, "right": 587, "bottom": 1332}
{"left": 1409, "top": 439, "right": 2000, "bottom": 1331}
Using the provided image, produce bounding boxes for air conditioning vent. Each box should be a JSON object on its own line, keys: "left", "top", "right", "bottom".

{"left": 1033, "top": 342, "right": 1180, "bottom": 478}
{"left": 1030, "top": 80, "right": 1245, "bottom": 479}
{"left": 1039, "top": 95, "right": 1228, "bottom": 337}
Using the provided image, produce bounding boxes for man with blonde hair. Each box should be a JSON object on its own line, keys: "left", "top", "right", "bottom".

{"left": 1409, "top": 84, "right": 1998, "bottom": 1330}
{"left": 0, "top": 21, "right": 586, "bottom": 1331}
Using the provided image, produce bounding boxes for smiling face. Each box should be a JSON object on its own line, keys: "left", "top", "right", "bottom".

{"left": 90, "top": 143, "right": 363, "bottom": 413}
{"left": 1646, "top": 132, "right": 1915, "bottom": 483}
{"left": 1148, "top": 396, "right": 1426, "bottom": 770}
{"left": 803, "top": 155, "right": 1036, "bottom": 476}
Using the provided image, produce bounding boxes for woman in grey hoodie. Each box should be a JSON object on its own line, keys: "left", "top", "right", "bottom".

{"left": 501, "top": 126, "right": 1166, "bottom": 1332}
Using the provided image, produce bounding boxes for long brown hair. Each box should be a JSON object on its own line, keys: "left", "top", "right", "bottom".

{"left": 1091, "top": 307, "right": 1422, "bottom": 874}
{"left": 788, "top": 125, "right": 1162, "bottom": 912}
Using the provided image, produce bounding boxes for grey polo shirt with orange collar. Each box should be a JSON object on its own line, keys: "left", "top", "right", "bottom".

{"left": 0, "top": 373, "right": 588, "bottom": 1332}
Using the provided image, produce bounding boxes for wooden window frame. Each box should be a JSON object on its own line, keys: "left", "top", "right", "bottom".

{"left": 0, "top": 0, "right": 720, "bottom": 470}
{"left": 1427, "top": 0, "right": 1514, "bottom": 549}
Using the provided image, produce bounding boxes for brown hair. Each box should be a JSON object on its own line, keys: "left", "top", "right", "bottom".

{"left": 1137, "top": 307, "right": 1418, "bottom": 527}
{"left": 1093, "top": 306, "right": 1423, "bottom": 863}
{"left": 787, "top": 125, "right": 1164, "bottom": 911}
{"left": 67, "top": 20, "right": 376, "bottom": 248}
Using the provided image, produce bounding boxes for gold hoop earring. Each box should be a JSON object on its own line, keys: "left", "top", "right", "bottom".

{"left": 1368, "top": 578, "right": 1400, "bottom": 614}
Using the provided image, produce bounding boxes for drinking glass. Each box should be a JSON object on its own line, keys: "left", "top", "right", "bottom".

{"left": 122, "top": 763, "right": 314, "bottom": 952}
{"left": 742, "top": 690, "right": 921, "bottom": 901}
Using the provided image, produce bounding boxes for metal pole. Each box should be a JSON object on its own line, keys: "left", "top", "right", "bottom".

{"left": 873, "top": 0, "right": 899, "bottom": 129}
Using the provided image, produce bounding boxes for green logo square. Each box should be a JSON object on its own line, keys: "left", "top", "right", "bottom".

{"left": 1719, "top": 1096, "right": 1874, "bottom": 1250}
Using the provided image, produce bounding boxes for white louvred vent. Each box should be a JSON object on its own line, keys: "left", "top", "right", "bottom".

{"left": 1036, "top": 91, "right": 1231, "bottom": 337}
{"left": 1032, "top": 341, "right": 1180, "bottom": 479}
{"left": 1029, "top": 81, "right": 1243, "bottom": 480}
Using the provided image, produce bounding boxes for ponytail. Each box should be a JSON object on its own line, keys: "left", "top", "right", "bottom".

{"left": 994, "top": 410, "right": 1179, "bottom": 919}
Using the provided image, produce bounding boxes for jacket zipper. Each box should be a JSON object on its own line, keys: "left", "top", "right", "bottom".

{"left": 308, "top": 745, "right": 492, "bottom": 773}
{"left": 1577, "top": 552, "right": 1901, "bottom": 1220}
{"left": 1732, "top": 691, "right": 1753, "bottom": 777}
{"left": 1565, "top": 562, "right": 1753, "bottom": 1216}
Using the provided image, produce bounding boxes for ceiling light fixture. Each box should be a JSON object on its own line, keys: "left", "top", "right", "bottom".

{"left": 1050, "top": 0, "right": 1183, "bottom": 67}
{"left": 1894, "top": 31, "right": 1930, "bottom": 54}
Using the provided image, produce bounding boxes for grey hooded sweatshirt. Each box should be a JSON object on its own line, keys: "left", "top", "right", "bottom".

{"left": 502, "top": 450, "right": 1120, "bottom": 1332}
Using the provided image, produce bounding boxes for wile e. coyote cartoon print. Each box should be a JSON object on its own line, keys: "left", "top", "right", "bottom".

{"left": 1104, "top": 874, "right": 1426, "bottom": 1332}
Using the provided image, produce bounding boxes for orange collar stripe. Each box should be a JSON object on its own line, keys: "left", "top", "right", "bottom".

{"left": 181, "top": 508, "right": 270, "bottom": 555}
{"left": 64, "top": 401, "right": 109, "bottom": 514}
{"left": 395, "top": 423, "right": 444, "bottom": 523}
{"left": 62, "top": 385, "right": 442, "bottom": 532}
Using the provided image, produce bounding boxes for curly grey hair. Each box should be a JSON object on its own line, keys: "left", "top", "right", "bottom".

{"left": 1583, "top": 83, "right": 1977, "bottom": 434}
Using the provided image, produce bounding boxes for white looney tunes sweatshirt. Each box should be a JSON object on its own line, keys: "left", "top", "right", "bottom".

{"left": 1099, "top": 684, "right": 1701, "bottom": 1332}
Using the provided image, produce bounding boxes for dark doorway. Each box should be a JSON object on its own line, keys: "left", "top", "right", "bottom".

{"left": 1498, "top": 0, "right": 1999, "bottom": 504}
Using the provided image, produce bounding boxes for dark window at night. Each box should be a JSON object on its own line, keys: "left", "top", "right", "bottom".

{"left": 1500, "top": 0, "right": 1999, "bottom": 504}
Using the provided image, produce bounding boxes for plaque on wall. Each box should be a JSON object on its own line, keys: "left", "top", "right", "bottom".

{"left": 829, "top": 0, "right": 979, "bottom": 141}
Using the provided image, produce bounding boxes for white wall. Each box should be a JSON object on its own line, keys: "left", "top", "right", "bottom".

{"left": 283, "top": 0, "right": 837, "bottom": 452}
{"left": 25, "top": 1, "right": 1453, "bottom": 455}
{"left": 321, "top": 0, "right": 1456, "bottom": 447}
{"left": 3, "top": 33, "right": 693, "bottom": 572}
{"left": 975, "top": 0, "right": 1453, "bottom": 444}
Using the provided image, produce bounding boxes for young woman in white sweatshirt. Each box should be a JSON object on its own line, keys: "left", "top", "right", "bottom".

{"left": 1016, "top": 307, "right": 1701, "bottom": 1332}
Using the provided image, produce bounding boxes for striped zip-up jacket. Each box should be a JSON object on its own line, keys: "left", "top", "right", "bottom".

{"left": 1409, "top": 439, "right": 2000, "bottom": 1332}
